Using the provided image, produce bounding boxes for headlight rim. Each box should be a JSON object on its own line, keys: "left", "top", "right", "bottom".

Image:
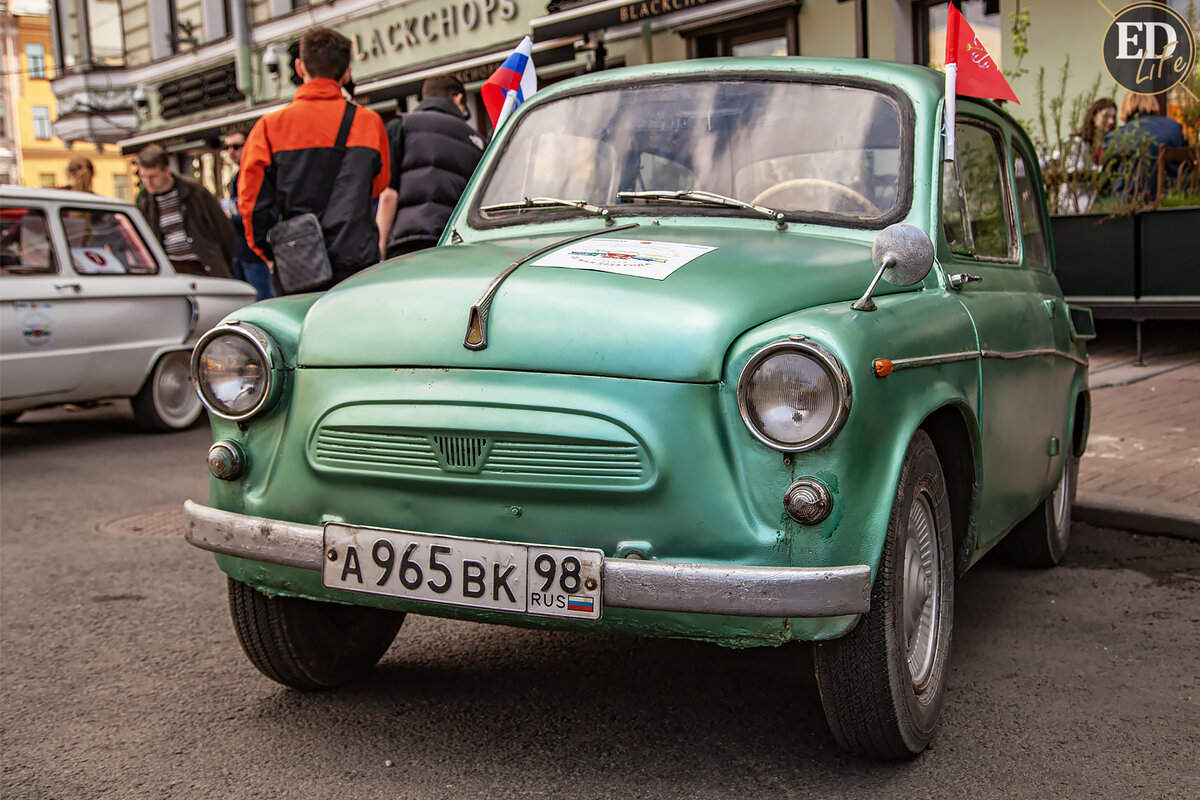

{"left": 737, "top": 337, "right": 852, "bottom": 453}
{"left": 191, "top": 323, "right": 280, "bottom": 421}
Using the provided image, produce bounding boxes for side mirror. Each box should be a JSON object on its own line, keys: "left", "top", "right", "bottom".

{"left": 852, "top": 223, "right": 935, "bottom": 312}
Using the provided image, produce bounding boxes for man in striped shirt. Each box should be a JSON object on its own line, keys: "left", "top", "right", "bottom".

{"left": 135, "top": 145, "right": 236, "bottom": 278}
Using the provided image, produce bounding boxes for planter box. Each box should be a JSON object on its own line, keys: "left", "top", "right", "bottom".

{"left": 1050, "top": 207, "right": 1200, "bottom": 318}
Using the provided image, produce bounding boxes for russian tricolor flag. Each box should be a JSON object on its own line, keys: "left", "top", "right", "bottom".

{"left": 482, "top": 35, "right": 537, "bottom": 131}
{"left": 567, "top": 596, "right": 594, "bottom": 613}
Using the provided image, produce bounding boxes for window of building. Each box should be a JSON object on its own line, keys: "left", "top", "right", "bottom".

{"left": 88, "top": 0, "right": 126, "bottom": 66}
{"left": 39, "top": 172, "right": 57, "bottom": 188}
{"left": 26, "top": 44, "right": 46, "bottom": 79}
{"left": 686, "top": 8, "right": 798, "bottom": 58}
{"left": 33, "top": 107, "right": 53, "bottom": 140}
{"left": 291, "top": 0, "right": 309, "bottom": 9}
{"left": 0, "top": 106, "right": 7, "bottom": 138}
{"left": 113, "top": 173, "right": 131, "bottom": 201}
{"left": 914, "top": 0, "right": 1001, "bottom": 70}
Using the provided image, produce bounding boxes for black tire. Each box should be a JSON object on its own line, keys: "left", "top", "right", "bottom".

{"left": 227, "top": 578, "right": 405, "bottom": 690}
{"left": 814, "top": 430, "right": 955, "bottom": 759}
{"left": 132, "top": 350, "right": 203, "bottom": 432}
{"left": 1001, "top": 451, "right": 1078, "bottom": 568}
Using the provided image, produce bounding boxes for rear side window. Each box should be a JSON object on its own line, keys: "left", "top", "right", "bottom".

{"left": 942, "top": 122, "right": 1014, "bottom": 260}
{"left": 0, "top": 207, "right": 58, "bottom": 275}
{"left": 60, "top": 208, "right": 158, "bottom": 275}
{"left": 1012, "top": 149, "right": 1051, "bottom": 270}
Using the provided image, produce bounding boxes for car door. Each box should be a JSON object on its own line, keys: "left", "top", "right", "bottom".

{"left": 941, "top": 118, "right": 1057, "bottom": 545}
{"left": 0, "top": 202, "right": 94, "bottom": 400}
{"left": 56, "top": 203, "right": 196, "bottom": 400}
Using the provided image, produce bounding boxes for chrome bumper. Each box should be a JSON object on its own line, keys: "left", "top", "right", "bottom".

{"left": 183, "top": 500, "right": 871, "bottom": 618}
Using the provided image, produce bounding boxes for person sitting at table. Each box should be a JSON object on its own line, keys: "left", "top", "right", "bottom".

{"left": 1103, "top": 92, "right": 1185, "bottom": 202}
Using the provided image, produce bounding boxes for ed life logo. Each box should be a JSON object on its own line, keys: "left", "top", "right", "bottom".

{"left": 1103, "top": 2, "right": 1195, "bottom": 95}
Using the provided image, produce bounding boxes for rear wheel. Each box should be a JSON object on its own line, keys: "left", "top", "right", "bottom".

{"left": 814, "top": 430, "right": 955, "bottom": 759}
{"left": 227, "top": 578, "right": 405, "bottom": 690}
{"left": 1001, "top": 451, "right": 1078, "bottom": 568}
{"left": 131, "top": 351, "right": 202, "bottom": 432}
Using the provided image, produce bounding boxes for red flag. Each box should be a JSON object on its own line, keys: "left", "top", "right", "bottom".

{"left": 945, "top": 4, "right": 1018, "bottom": 103}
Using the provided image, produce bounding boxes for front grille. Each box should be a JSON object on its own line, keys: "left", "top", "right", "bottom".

{"left": 312, "top": 427, "right": 647, "bottom": 487}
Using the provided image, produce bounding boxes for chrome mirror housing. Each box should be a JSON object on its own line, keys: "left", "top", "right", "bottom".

{"left": 852, "top": 224, "right": 935, "bottom": 311}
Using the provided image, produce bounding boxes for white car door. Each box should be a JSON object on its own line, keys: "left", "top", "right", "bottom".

{"left": 0, "top": 203, "right": 95, "bottom": 401}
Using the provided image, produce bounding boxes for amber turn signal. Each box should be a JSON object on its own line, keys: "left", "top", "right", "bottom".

{"left": 873, "top": 359, "right": 894, "bottom": 378}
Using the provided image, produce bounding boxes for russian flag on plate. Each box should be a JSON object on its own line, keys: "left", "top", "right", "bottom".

{"left": 567, "top": 596, "right": 595, "bottom": 613}
{"left": 482, "top": 35, "right": 537, "bottom": 130}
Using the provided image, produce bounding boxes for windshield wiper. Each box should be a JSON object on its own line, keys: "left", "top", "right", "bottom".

{"left": 617, "top": 189, "right": 787, "bottom": 230}
{"left": 481, "top": 196, "right": 614, "bottom": 226}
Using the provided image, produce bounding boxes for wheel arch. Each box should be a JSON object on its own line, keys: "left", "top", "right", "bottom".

{"left": 918, "top": 402, "right": 980, "bottom": 576}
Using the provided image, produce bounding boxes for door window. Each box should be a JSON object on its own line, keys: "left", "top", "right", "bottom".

{"left": 1012, "top": 149, "right": 1051, "bottom": 270}
{"left": 60, "top": 208, "right": 158, "bottom": 275}
{"left": 0, "top": 208, "right": 58, "bottom": 275}
{"left": 942, "top": 122, "right": 1014, "bottom": 260}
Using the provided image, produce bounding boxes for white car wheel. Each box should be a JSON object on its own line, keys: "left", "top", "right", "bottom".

{"left": 132, "top": 351, "right": 203, "bottom": 432}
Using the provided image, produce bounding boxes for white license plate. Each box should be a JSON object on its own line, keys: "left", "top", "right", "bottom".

{"left": 322, "top": 523, "right": 603, "bottom": 620}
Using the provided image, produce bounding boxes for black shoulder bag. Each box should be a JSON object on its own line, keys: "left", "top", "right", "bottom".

{"left": 267, "top": 101, "right": 356, "bottom": 294}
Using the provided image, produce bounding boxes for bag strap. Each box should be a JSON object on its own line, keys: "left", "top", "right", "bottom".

{"left": 314, "top": 101, "right": 357, "bottom": 205}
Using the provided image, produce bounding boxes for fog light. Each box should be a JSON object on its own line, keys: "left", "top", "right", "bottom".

{"left": 207, "top": 440, "right": 246, "bottom": 481}
{"left": 784, "top": 479, "right": 832, "bottom": 525}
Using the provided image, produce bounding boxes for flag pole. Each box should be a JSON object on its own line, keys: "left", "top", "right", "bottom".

{"left": 944, "top": 4, "right": 959, "bottom": 162}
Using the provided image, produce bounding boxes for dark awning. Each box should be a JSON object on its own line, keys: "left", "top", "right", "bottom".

{"left": 532, "top": 0, "right": 739, "bottom": 42}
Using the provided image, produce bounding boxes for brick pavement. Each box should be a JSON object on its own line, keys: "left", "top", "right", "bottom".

{"left": 1075, "top": 321, "right": 1200, "bottom": 535}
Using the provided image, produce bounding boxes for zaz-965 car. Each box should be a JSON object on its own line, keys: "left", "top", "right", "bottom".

{"left": 184, "top": 58, "right": 1092, "bottom": 758}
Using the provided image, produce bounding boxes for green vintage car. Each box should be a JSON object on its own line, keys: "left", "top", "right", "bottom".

{"left": 185, "top": 57, "right": 1093, "bottom": 759}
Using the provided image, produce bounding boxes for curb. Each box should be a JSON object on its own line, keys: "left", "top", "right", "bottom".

{"left": 1076, "top": 492, "right": 1200, "bottom": 542}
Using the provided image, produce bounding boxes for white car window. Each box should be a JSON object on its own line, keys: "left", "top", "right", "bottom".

{"left": 60, "top": 208, "right": 158, "bottom": 275}
{"left": 0, "top": 208, "right": 58, "bottom": 276}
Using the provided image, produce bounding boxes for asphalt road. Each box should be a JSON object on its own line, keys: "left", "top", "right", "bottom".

{"left": 2, "top": 404, "right": 1198, "bottom": 799}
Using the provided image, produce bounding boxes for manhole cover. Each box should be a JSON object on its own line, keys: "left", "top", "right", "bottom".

{"left": 96, "top": 507, "right": 185, "bottom": 539}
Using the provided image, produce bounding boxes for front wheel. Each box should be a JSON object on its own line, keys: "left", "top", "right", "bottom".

{"left": 228, "top": 578, "right": 405, "bottom": 690}
{"left": 131, "top": 350, "right": 203, "bottom": 432}
{"left": 814, "top": 430, "right": 955, "bottom": 759}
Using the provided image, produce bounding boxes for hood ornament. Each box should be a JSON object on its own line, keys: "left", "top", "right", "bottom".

{"left": 464, "top": 223, "right": 638, "bottom": 351}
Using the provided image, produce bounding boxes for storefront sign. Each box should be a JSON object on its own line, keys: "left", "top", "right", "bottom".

{"left": 617, "top": 0, "right": 714, "bottom": 25}
{"left": 532, "top": 0, "right": 732, "bottom": 42}
{"left": 348, "top": 0, "right": 520, "bottom": 66}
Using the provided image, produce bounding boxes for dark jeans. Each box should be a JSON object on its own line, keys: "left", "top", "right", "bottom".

{"left": 232, "top": 258, "right": 274, "bottom": 301}
{"left": 386, "top": 240, "right": 436, "bottom": 259}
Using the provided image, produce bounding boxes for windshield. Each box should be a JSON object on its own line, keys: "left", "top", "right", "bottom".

{"left": 475, "top": 77, "right": 909, "bottom": 226}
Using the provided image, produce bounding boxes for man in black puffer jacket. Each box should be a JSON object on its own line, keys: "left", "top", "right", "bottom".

{"left": 376, "top": 75, "right": 486, "bottom": 259}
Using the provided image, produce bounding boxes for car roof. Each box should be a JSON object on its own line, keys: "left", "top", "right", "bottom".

{"left": 1, "top": 185, "right": 136, "bottom": 209}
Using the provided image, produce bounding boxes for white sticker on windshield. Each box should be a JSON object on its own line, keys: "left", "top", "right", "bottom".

{"left": 531, "top": 238, "right": 715, "bottom": 280}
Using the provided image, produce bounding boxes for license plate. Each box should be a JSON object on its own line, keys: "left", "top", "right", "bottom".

{"left": 322, "top": 523, "right": 603, "bottom": 620}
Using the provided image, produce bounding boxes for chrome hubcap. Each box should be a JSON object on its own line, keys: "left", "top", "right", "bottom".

{"left": 903, "top": 491, "right": 939, "bottom": 692}
{"left": 157, "top": 353, "right": 199, "bottom": 422}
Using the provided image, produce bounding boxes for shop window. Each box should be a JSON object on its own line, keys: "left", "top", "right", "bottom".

{"left": 33, "top": 107, "right": 52, "bottom": 140}
{"left": 686, "top": 9, "right": 798, "bottom": 59}
{"left": 26, "top": 44, "right": 45, "bottom": 79}
{"left": 914, "top": 0, "right": 1001, "bottom": 69}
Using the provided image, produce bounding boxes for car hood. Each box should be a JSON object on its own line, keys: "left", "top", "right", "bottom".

{"left": 297, "top": 224, "right": 880, "bottom": 382}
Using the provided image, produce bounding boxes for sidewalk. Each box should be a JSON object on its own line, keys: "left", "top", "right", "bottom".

{"left": 1074, "top": 321, "right": 1200, "bottom": 540}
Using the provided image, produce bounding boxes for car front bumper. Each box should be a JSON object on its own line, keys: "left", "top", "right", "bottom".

{"left": 183, "top": 500, "right": 872, "bottom": 618}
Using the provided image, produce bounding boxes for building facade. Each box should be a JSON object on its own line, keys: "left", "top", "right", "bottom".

{"left": 46, "top": 0, "right": 1184, "bottom": 195}
{"left": 1, "top": 0, "right": 136, "bottom": 197}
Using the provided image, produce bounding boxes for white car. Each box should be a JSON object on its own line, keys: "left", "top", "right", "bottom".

{"left": 1, "top": 186, "right": 256, "bottom": 431}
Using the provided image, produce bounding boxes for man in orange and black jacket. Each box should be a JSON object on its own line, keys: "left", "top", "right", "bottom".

{"left": 238, "top": 27, "right": 389, "bottom": 293}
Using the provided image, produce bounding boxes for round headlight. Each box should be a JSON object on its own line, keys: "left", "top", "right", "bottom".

{"left": 192, "top": 325, "right": 278, "bottom": 420}
{"left": 738, "top": 338, "right": 850, "bottom": 452}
